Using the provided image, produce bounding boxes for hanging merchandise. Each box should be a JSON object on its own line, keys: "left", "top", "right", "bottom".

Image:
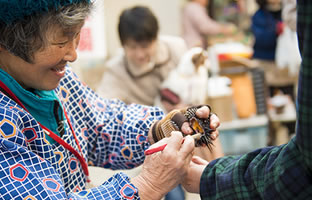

{"left": 275, "top": 26, "right": 301, "bottom": 75}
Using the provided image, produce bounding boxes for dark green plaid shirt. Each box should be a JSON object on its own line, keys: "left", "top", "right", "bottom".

{"left": 200, "top": 1, "right": 312, "bottom": 199}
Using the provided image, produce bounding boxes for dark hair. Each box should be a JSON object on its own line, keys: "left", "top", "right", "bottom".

{"left": 256, "top": 0, "right": 267, "bottom": 9}
{"left": 118, "top": 6, "right": 159, "bottom": 45}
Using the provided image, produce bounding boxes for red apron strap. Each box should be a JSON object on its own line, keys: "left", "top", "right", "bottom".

{"left": 0, "top": 79, "right": 89, "bottom": 177}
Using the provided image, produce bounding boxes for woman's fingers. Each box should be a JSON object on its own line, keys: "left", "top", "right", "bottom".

{"left": 179, "top": 135, "right": 195, "bottom": 158}
{"left": 195, "top": 106, "right": 210, "bottom": 118}
{"left": 210, "top": 113, "right": 220, "bottom": 129}
{"left": 191, "top": 155, "right": 209, "bottom": 165}
{"left": 181, "top": 122, "right": 193, "bottom": 134}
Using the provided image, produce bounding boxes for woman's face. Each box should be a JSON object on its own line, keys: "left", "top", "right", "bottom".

{"left": 0, "top": 24, "right": 83, "bottom": 90}
{"left": 123, "top": 39, "right": 157, "bottom": 68}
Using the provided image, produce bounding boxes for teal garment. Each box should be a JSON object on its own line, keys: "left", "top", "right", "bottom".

{"left": 0, "top": 69, "right": 66, "bottom": 143}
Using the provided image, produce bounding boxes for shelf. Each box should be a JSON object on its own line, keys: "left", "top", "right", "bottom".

{"left": 219, "top": 114, "right": 268, "bottom": 130}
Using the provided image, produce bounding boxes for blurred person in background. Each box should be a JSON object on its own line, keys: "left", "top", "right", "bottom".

{"left": 96, "top": 6, "right": 187, "bottom": 107}
{"left": 252, "top": 0, "right": 297, "bottom": 146}
{"left": 251, "top": 0, "right": 283, "bottom": 61}
{"left": 182, "top": 0, "right": 236, "bottom": 49}
{"left": 251, "top": 0, "right": 296, "bottom": 98}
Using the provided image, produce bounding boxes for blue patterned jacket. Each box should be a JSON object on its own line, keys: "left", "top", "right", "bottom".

{"left": 0, "top": 66, "right": 163, "bottom": 199}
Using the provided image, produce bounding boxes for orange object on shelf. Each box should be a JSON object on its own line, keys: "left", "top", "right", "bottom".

{"left": 227, "top": 72, "right": 257, "bottom": 118}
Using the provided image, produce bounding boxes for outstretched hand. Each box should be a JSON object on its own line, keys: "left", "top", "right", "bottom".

{"left": 132, "top": 131, "right": 195, "bottom": 199}
{"left": 182, "top": 156, "right": 209, "bottom": 193}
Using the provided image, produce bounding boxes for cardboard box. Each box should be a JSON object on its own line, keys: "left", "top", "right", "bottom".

{"left": 206, "top": 95, "right": 234, "bottom": 122}
{"left": 219, "top": 64, "right": 257, "bottom": 119}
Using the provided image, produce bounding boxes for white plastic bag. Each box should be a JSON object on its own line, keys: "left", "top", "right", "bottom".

{"left": 275, "top": 26, "right": 301, "bottom": 75}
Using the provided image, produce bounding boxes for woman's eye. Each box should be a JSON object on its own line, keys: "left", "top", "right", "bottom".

{"left": 57, "top": 41, "right": 68, "bottom": 47}
{"left": 51, "top": 41, "right": 68, "bottom": 48}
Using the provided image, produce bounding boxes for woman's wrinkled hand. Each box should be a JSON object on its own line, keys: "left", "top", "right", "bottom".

{"left": 132, "top": 131, "right": 195, "bottom": 200}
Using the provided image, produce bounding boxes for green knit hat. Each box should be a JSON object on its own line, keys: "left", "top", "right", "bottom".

{"left": 0, "top": 0, "right": 91, "bottom": 24}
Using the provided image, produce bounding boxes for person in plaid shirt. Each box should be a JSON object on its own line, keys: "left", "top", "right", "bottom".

{"left": 182, "top": 0, "right": 312, "bottom": 199}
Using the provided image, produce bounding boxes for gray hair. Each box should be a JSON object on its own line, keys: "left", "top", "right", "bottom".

{"left": 0, "top": 1, "right": 93, "bottom": 63}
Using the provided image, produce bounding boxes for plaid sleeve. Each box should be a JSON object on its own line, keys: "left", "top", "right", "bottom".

{"left": 200, "top": 1, "right": 312, "bottom": 198}
{"left": 200, "top": 141, "right": 312, "bottom": 199}
{"left": 296, "top": 0, "right": 312, "bottom": 170}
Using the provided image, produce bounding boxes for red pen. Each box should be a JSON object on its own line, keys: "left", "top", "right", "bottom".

{"left": 144, "top": 133, "right": 201, "bottom": 155}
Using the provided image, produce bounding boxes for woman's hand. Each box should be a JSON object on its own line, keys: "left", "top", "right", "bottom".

{"left": 180, "top": 105, "right": 220, "bottom": 140}
{"left": 132, "top": 131, "right": 195, "bottom": 200}
{"left": 182, "top": 155, "right": 209, "bottom": 194}
{"left": 148, "top": 105, "right": 220, "bottom": 144}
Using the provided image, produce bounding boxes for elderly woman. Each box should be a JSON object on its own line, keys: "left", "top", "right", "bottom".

{"left": 0, "top": 0, "right": 219, "bottom": 199}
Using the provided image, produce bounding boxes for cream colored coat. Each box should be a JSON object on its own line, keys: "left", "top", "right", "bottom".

{"left": 96, "top": 36, "right": 187, "bottom": 106}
